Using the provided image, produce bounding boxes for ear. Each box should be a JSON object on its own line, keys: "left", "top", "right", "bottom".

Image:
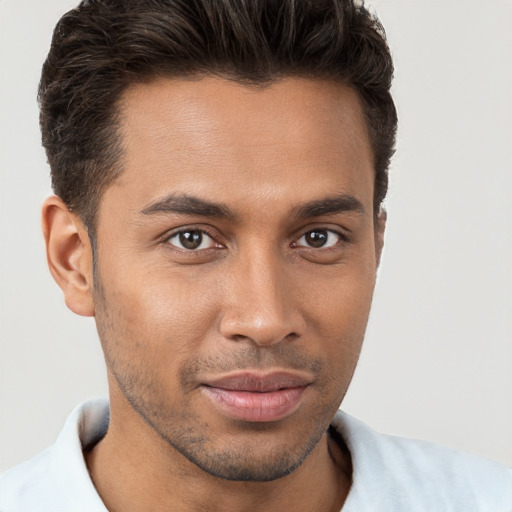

{"left": 42, "top": 195, "right": 95, "bottom": 317}
{"left": 374, "top": 207, "right": 387, "bottom": 268}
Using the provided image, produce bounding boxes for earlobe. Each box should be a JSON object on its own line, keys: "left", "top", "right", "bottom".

{"left": 375, "top": 207, "right": 387, "bottom": 268}
{"left": 42, "top": 196, "right": 95, "bottom": 317}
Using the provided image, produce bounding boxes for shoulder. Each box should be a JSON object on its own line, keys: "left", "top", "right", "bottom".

{"left": 0, "top": 399, "right": 109, "bottom": 512}
{"left": 332, "top": 411, "right": 512, "bottom": 512}
{"left": 0, "top": 448, "right": 60, "bottom": 510}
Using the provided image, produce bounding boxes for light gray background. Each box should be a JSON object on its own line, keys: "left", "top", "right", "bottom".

{"left": 1, "top": 0, "right": 511, "bottom": 472}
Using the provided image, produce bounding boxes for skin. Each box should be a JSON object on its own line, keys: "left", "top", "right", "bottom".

{"left": 43, "top": 77, "right": 385, "bottom": 512}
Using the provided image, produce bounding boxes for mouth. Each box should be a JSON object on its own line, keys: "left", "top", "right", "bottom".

{"left": 200, "top": 371, "right": 312, "bottom": 422}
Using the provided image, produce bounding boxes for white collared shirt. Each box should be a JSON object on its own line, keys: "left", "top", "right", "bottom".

{"left": 1, "top": 398, "right": 511, "bottom": 511}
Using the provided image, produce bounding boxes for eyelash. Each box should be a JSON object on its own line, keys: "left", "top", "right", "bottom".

{"left": 292, "top": 228, "right": 347, "bottom": 251}
{"left": 162, "top": 226, "right": 222, "bottom": 253}
{"left": 162, "top": 226, "right": 349, "bottom": 253}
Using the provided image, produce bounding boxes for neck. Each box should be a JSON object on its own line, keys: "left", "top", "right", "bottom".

{"left": 85, "top": 397, "right": 352, "bottom": 512}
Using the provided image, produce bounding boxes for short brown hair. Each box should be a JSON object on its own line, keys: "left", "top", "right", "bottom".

{"left": 39, "top": 0, "right": 397, "bottom": 234}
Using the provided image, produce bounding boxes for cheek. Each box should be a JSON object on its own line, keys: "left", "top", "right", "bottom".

{"left": 96, "top": 264, "right": 223, "bottom": 371}
{"left": 301, "top": 258, "right": 376, "bottom": 334}
{"left": 94, "top": 276, "right": 216, "bottom": 418}
{"left": 299, "top": 255, "right": 376, "bottom": 365}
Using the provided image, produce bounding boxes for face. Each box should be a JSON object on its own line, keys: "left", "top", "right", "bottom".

{"left": 92, "top": 77, "right": 383, "bottom": 481}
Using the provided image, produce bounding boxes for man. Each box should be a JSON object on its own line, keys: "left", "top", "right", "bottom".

{"left": 0, "top": 0, "right": 510, "bottom": 510}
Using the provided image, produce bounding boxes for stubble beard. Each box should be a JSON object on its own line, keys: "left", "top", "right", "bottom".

{"left": 92, "top": 275, "right": 355, "bottom": 483}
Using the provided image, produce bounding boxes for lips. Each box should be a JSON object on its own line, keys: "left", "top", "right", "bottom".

{"left": 200, "top": 371, "right": 311, "bottom": 422}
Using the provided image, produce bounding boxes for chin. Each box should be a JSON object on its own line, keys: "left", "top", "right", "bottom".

{"left": 180, "top": 444, "right": 315, "bottom": 482}
{"left": 164, "top": 420, "right": 325, "bottom": 482}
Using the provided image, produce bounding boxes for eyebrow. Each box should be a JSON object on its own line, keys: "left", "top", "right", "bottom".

{"left": 294, "top": 194, "right": 366, "bottom": 219}
{"left": 140, "top": 194, "right": 235, "bottom": 219}
{"left": 140, "top": 192, "right": 365, "bottom": 220}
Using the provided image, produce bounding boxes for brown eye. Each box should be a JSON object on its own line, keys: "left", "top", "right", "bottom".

{"left": 305, "top": 230, "right": 328, "bottom": 248}
{"left": 296, "top": 229, "right": 340, "bottom": 249}
{"left": 179, "top": 231, "right": 202, "bottom": 249}
{"left": 168, "top": 230, "right": 215, "bottom": 251}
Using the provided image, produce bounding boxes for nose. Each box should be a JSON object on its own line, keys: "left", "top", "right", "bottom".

{"left": 219, "top": 247, "right": 306, "bottom": 347}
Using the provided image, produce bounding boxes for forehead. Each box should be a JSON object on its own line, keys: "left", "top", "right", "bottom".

{"left": 119, "top": 76, "right": 371, "bottom": 159}
{"left": 106, "top": 76, "right": 374, "bottom": 215}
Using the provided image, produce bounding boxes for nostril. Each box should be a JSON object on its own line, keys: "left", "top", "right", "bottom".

{"left": 219, "top": 299, "right": 306, "bottom": 347}
{"left": 229, "top": 331, "right": 299, "bottom": 346}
